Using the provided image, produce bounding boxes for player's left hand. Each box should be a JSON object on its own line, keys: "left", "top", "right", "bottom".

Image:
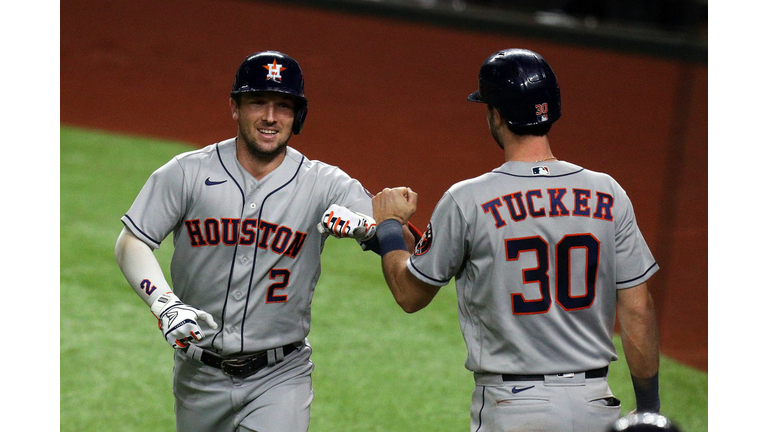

{"left": 317, "top": 204, "right": 377, "bottom": 241}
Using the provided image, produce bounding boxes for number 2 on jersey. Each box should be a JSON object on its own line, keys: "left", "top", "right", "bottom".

{"left": 505, "top": 234, "right": 599, "bottom": 315}
{"left": 266, "top": 269, "right": 290, "bottom": 303}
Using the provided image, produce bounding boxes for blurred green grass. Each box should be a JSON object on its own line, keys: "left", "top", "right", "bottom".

{"left": 60, "top": 125, "right": 707, "bottom": 431}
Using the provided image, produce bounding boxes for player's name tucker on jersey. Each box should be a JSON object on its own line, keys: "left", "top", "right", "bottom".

{"left": 481, "top": 187, "right": 614, "bottom": 227}
{"left": 184, "top": 217, "right": 307, "bottom": 258}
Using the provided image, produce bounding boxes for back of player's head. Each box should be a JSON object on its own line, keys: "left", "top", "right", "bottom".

{"left": 231, "top": 51, "right": 308, "bottom": 135}
{"left": 468, "top": 48, "right": 561, "bottom": 132}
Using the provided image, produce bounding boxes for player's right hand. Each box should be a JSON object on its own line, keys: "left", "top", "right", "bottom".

{"left": 372, "top": 187, "right": 418, "bottom": 226}
{"left": 150, "top": 292, "right": 219, "bottom": 349}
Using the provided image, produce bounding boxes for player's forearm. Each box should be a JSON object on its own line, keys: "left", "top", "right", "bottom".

{"left": 617, "top": 282, "right": 661, "bottom": 412}
{"left": 115, "top": 227, "right": 172, "bottom": 308}
{"left": 381, "top": 250, "right": 421, "bottom": 312}
{"left": 375, "top": 219, "right": 438, "bottom": 313}
{"left": 617, "top": 285, "right": 660, "bottom": 378}
{"left": 381, "top": 250, "right": 437, "bottom": 313}
{"left": 620, "top": 322, "right": 659, "bottom": 379}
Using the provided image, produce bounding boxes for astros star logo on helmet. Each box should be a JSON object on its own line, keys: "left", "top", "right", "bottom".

{"left": 264, "top": 59, "right": 287, "bottom": 82}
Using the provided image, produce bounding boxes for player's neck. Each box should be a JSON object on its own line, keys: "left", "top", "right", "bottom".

{"left": 236, "top": 141, "right": 287, "bottom": 181}
{"left": 503, "top": 135, "right": 555, "bottom": 163}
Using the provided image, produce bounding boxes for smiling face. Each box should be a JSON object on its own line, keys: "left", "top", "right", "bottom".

{"left": 230, "top": 91, "right": 297, "bottom": 162}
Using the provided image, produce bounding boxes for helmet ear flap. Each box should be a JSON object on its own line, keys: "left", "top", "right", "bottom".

{"left": 292, "top": 103, "right": 308, "bottom": 135}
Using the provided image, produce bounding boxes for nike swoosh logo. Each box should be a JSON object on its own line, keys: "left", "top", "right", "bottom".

{"left": 205, "top": 177, "right": 227, "bottom": 186}
{"left": 166, "top": 311, "right": 178, "bottom": 325}
{"left": 511, "top": 385, "right": 535, "bottom": 394}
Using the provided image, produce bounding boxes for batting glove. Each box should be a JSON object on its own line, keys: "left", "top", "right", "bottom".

{"left": 317, "top": 204, "right": 377, "bottom": 241}
{"left": 150, "top": 292, "right": 219, "bottom": 349}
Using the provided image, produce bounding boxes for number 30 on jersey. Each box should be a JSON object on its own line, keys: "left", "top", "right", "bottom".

{"left": 506, "top": 234, "right": 599, "bottom": 315}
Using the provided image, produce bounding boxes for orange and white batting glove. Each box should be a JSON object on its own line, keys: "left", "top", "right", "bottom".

{"left": 150, "top": 292, "right": 219, "bottom": 349}
{"left": 317, "top": 204, "right": 377, "bottom": 241}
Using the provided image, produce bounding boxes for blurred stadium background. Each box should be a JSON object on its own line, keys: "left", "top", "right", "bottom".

{"left": 60, "top": 0, "right": 709, "bottom": 430}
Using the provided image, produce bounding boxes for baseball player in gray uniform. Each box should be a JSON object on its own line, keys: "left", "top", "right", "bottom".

{"left": 115, "top": 51, "right": 381, "bottom": 432}
{"left": 371, "top": 49, "right": 662, "bottom": 431}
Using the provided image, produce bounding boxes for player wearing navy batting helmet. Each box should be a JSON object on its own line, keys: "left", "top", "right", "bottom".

{"left": 371, "top": 48, "right": 662, "bottom": 431}
{"left": 115, "top": 50, "right": 409, "bottom": 431}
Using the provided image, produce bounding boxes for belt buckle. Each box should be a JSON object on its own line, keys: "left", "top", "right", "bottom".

{"left": 557, "top": 373, "right": 575, "bottom": 378}
{"left": 220, "top": 356, "right": 256, "bottom": 377}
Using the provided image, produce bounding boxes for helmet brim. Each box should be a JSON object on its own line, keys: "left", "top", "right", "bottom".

{"left": 467, "top": 91, "right": 484, "bottom": 103}
{"left": 230, "top": 87, "right": 307, "bottom": 103}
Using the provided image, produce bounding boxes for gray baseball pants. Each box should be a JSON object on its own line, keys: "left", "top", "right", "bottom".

{"left": 172, "top": 343, "right": 314, "bottom": 432}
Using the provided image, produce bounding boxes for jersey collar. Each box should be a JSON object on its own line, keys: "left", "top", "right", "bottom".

{"left": 492, "top": 160, "right": 584, "bottom": 178}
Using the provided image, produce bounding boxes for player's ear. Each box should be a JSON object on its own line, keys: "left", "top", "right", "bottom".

{"left": 485, "top": 105, "right": 502, "bottom": 127}
{"left": 229, "top": 97, "right": 239, "bottom": 121}
{"left": 491, "top": 106, "right": 505, "bottom": 125}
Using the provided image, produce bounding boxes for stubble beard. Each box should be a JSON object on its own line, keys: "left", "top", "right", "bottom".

{"left": 489, "top": 121, "right": 504, "bottom": 150}
{"left": 239, "top": 123, "right": 291, "bottom": 163}
{"left": 486, "top": 108, "right": 504, "bottom": 150}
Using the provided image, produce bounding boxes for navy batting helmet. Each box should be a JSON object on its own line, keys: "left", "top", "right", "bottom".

{"left": 231, "top": 51, "right": 308, "bottom": 135}
{"left": 607, "top": 413, "right": 682, "bottom": 432}
{"left": 468, "top": 48, "right": 561, "bottom": 127}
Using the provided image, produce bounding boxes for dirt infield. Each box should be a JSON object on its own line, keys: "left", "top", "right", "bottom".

{"left": 62, "top": 0, "right": 707, "bottom": 371}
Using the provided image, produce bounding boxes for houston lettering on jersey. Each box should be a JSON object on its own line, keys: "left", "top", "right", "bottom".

{"left": 183, "top": 218, "right": 308, "bottom": 258}
{"left": 481, "top": 188, "right": 614, "bottom": 227}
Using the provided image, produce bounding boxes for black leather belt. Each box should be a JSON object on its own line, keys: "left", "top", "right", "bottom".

{"left": 184, "top": 343, "right": 299, "bottom": 378}
{"left": 502, "top": 366, "right": 608, "bottom": 382}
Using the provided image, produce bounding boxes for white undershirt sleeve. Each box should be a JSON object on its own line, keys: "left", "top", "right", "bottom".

{"left": 115, "top": 226, "right": 173, "bottom": 309}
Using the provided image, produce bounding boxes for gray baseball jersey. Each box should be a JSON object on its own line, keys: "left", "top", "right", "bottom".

{"left": 407, "top": 160, "right": 658, "bottom": 375}
{"left": 122, "top": 139, "right": 372, "bottom": 356}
